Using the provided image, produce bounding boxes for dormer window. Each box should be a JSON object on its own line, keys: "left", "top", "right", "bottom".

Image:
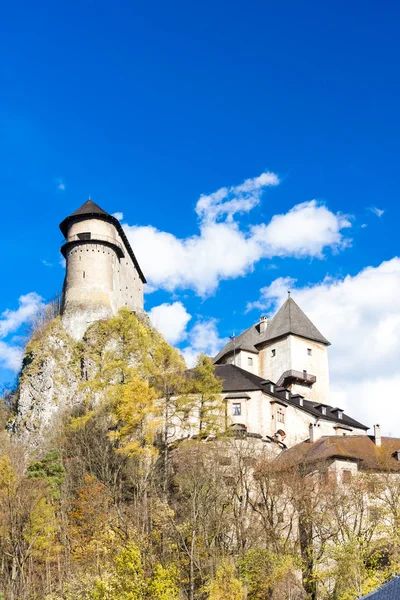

{"left": 321, "top": 406, "right": 327, "bottom": 416}
{"left": 338, "top": 410, "right": 343, "bottom": 419}
{"left": 271, "top": 349, "right": 276, "bottom": 357}
{"left": 248, "top": 357, "right": 253, "bottom": 366}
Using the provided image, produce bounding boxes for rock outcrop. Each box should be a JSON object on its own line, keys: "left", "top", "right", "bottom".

{"left": 11, "top": 308, "right": 157, "bottom": 448}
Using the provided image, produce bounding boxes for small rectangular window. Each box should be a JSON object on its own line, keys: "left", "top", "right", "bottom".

{"left": 277, "top": 408, "right": 285, "bottom": 423}
{"left": 307, "top": 348, "right": 312, "bottom": 356}
{"left": 338, "top": 410, "right": 343, "bottom": 419}
{"left": 271, "top": 349, "right": 276, "bottom": 357}
{"left": 248, "top": 357, "right": 253, "bottom": 366}
{"left": 83, "top": 271, "right": 86, "bottom": 278}
{"left": 232, "top": 403, "right": 241, "bottom": 416}
{"left": 321, "top": 406, "right": 326, "bottom": 415}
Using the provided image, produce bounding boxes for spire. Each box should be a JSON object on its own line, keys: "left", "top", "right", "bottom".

{"left": 265, "top": 297, "right": 330, "bottom": 346}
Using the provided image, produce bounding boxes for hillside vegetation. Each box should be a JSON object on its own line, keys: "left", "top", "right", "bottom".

{"left": 0, "top": 309, "right": 400, "bottom": 599}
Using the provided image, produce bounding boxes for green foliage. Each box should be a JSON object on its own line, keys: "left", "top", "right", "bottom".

{"left": 28, "top": 450, "right": 65, "bottom": 499}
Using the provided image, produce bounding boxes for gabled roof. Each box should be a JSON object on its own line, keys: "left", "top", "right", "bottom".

{"left": 214, "top": 298, "right": 329, "bottom": 364}
{"left": 59, "top": 200, "right": 146, "bottom": 283}
{"left": 264, "top": 297, "right": 330, "bottom": 346}
{"left": 362, "top": 577, "right": 400, "bottom": 598}
{"left": 275, "top": 436, "right": 400, "bottom": 472}
{"left": 214, "top": 364, "right": 368, "bottom": 430}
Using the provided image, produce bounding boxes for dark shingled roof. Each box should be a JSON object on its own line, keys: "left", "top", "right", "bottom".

{"left": 264, "top": 297, "right": 330, "bottom": 346}
{"left": 362, "top": 577, "right": 400, "bottom": 599}
{"left": 275, "top": 436, "right": 400, "bottom": 472}
{"left": 59, "top": 200, "right": 146, "bottom": 283}
{"left": 214, "top": 298, "right": 329, "bottom": 363}
{"left": 214, "top": 364, "right": 368, "bottom": 430}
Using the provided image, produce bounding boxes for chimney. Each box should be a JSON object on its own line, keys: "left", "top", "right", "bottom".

{"left": 259, "top": 315, "right": 267, "bottom": 334}
{"left": 374, "top": 424, "right": 381, "bottom": 447}
{"left": 309, "top": 422, "right": 321, "bottom": 443}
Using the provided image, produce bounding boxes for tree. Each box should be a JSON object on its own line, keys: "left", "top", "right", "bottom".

{"left": 147, "top": 564, "right": 180, "bottom": 600}
{"left": 189, "top": 354, "right": 223, "bottom": 436}
{"left": 0, "top": 453, "right": 58, "bottom": 600}
{"left": 207, "top": 560, "right": 243, "bottom": 600}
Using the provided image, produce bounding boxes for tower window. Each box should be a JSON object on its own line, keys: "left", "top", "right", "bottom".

{"left": 83, "top": 271, "right": 86, "bottom": 278}
{"left": 307, "top": 348, "right": 312, "bottom": 356}
{"left": 232, "top": 403, "right": 241, "bottom": 416}
{"left": 271, "top": 349, "right": 276, "bottom": 357}
{"left": 78, "top": 232, "right": 91, "bottom": 240}
{"left": 248, "top": 357, "right": 253, "bottom": 366}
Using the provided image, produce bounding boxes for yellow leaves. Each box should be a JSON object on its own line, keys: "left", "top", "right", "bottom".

{"left": 0, "top": 454, "right": 16, "bottom": 492}
{"left": 69, "top": 410, "right": 96, "bottom": 430}
{"left": 207, "top": 560, "right": 244, "bottom": 600}
{"left": 107, "top": 374, "right": 161, "bottom": 459}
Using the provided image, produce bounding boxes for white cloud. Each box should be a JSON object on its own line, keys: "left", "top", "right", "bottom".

{"left": 0, "top": 293, "right": 45, "bottom": 338}
{"left": 124, "top": 172, "right": 351, "bottom": 297}
{"left": 112, "top": 212, "right": 124, "bottom": 221}
{"left": 0, "top": 341, "right": 24, "bottom": 372}
{"left": 247, "top": 258, "right": 400, "bottom": 434}
{"left": 252, "top": 200, "right": 351, "bottom": 258}
{"left": 196, "top": 171, "right": 279, "bottom": 223}
{"left": 148, "top": 302, "right": 192, "bottom": 345}
{"left": 180, "top": 318, "right": 230, "bottom": 367}
{"left": 54, "top": 178, "right": 66, "bottom": 191}
{"left": 0, "top": 292, "right": 45, "bottom": 373}
{"left": 368, "top": 206, "right": 385, "bottom": 218}
{"left": 42, "top": 259, "right": 53, "bottom": 268}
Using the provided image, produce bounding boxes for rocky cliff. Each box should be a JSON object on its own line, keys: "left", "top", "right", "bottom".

{"left": 11, "top": 308, "right": 159, "bottom": 448}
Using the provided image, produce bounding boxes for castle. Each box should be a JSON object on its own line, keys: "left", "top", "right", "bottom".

{"left": 60, "top": 199, "right": 146, "bottom": 340}
{"left": 59, "top": 200, "right": 374, "bottom": 451}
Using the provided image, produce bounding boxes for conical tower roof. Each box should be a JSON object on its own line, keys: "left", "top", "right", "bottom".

{"left": 264, "top": 297, "right": 330, "bottom": 346}
{"left": 59, "top": 199, "right": 146, "bottom": 283}
{"left": 59, "top": 199, "right": 110, "bottom": 236}
{"left": 69, "top": 199, "right": 109, "bottom": 218}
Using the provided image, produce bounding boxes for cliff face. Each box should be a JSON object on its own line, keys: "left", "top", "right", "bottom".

{"left": 11, "top": 308, "right": 157, "bottom": 447}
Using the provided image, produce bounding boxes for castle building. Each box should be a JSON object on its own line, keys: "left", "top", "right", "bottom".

{"left": 214, "top": 296, "right": 330, "bottom": 404}
{"left": 212, "top": 297, "right": 369, "bottom": 447}
{"left": 60, "top": 199, "right": 146, "bottom": 339}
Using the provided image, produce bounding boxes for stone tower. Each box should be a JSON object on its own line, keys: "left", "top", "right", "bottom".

{"left": 60, "top": 199, "right": 146, "bottom": 339}
{"left": 214, "top": 297, "right": 331, "bottom": 404}
{"left": 257, "top": 297, "right": 330, "bottom": 403}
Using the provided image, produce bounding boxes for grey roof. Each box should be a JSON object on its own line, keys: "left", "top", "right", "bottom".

{"left": 264, "top": 297, "right": 330, "bottom": 346}
{"left": 214, "top": 297, "right": 329, "bottom": 363}
{"left": 59, "top": 200, "right": 146, "bottom": 283}
{"left": 214, "top": 364, "right": 368, "bottom": 430}
{"left": 361, "top": 577, "right": 400, "bottom": 598}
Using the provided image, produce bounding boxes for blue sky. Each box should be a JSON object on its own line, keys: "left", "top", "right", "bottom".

{"left": 1, "top": 0, "right": 400, "bottom": 431}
